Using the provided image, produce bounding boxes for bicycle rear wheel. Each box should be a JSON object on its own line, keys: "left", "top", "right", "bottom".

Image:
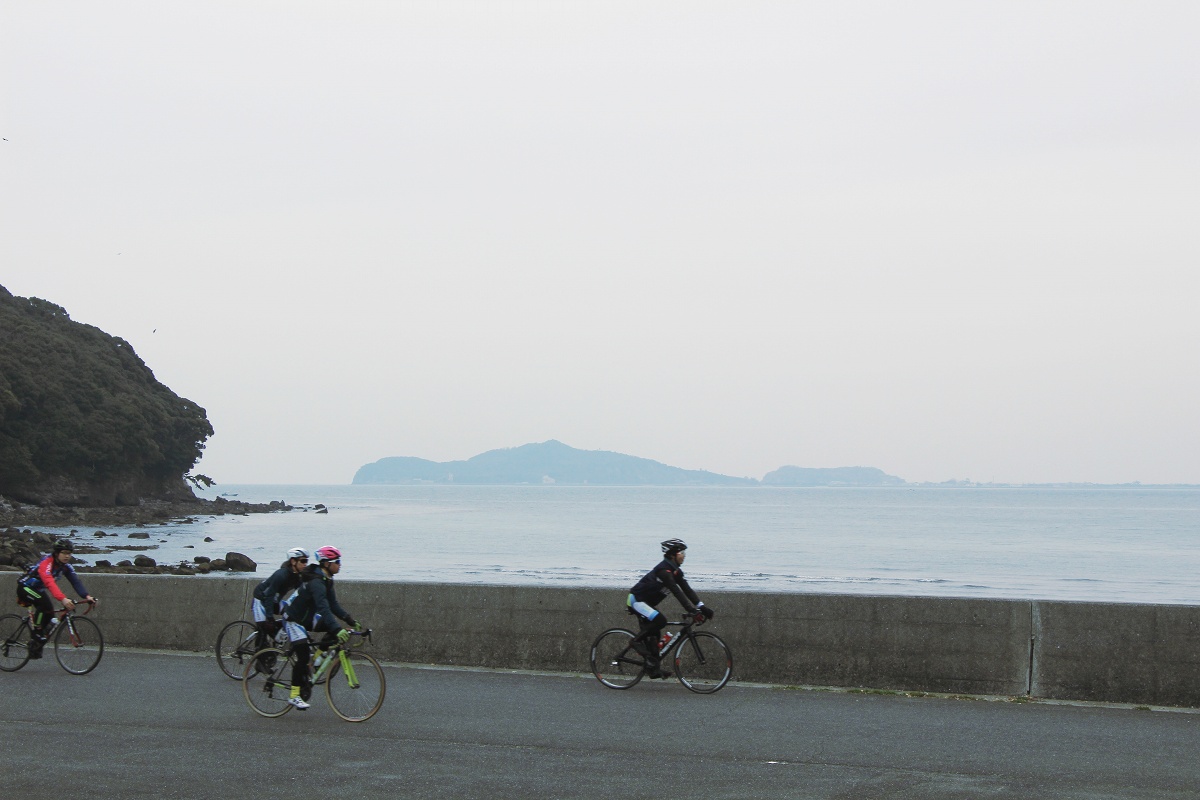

{"left": 0, "top": 614, "right": 32, "bottom": 672}
{"left": 673, "top": 631, "right": 732, "bottom": 694}
{"left": 243, "top": 647, "right": 295, "bottom": 717}
{"left": 325, "top": 650, "right": 386, "bottom": 722}
{"left": 590, "top": 628, "right": 645, "bottom": 689}
{"left": 216, "top": 620, "right": 262, "bottom": 679}
{"left": 54, "top": 616, "right": 103, "bottom": 675}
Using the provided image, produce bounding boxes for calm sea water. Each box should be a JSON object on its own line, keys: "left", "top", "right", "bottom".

{"left": 52, "top": 484, "right": 1200, "bottom": 604}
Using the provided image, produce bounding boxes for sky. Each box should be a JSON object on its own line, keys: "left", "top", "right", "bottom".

{"left": 2, "top": 1, "right": 1199, "bottom": 485}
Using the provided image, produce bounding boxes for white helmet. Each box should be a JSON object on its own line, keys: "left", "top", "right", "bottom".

{"left": 287, "top": 547, "right": 309, "bottom": 560}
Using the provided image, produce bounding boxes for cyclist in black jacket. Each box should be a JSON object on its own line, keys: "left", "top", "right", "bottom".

{"left": 281, "top": 545, "right": 359, "bottom": 710}
{"left": 250, "top": 547, "right": 308, "bottom": 653}
{"left": 627, "top": 538, "right": 714, "bottom": 679}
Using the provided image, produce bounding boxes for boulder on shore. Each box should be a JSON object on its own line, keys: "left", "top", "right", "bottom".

{"left": 225, "top": 552, "right": 257, "bottom": 572}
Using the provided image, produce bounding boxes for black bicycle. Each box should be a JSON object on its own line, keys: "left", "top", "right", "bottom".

{"left": 215, "top": 619, "right": 291, "bottom": 680}
{"left": 590, "top": 616, "right": 732, "bottom": 694}
{"left": 0, "top": 599, "right": 103, "bottom": 675}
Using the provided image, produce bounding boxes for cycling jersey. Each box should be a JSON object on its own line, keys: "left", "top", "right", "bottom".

{"left": 283, "top": 564, "right": 352, "bottom": 631}
{"left": 19, "top": 555, "right": 89, "bottom": 603}
{"left": 253, "top": 565, "right": 303, "bottom": 616}
{"left": 630, "top": 558, "right": 700, "bottom": 613}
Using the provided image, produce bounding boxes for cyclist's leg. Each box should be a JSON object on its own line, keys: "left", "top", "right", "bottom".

{"left": 25, "top": 591, "right": 53, "bottom": 658}
{"left": 251, "top": 598, "right": 275, "bottom": 652}
{"left": 284, "top": 620, "right": 313, "bottom": 708}
{"left": 308, "top": 615, "right": 339, "bottom": 666}
{"left": 627, "top": 596, "right": 667, "bottom": 676}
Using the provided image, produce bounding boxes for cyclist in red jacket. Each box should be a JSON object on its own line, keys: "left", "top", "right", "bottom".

{"left": 16, "top": 539, "right": 98, "bottom": 659}
{"left": 627, "top": 538, "right": 713, "bottom": 679}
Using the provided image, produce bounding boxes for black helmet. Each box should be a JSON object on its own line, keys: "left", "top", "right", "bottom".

{"left": 661, "top": 538, "right": 687, "bottom": 555}
{"left": 53, "top": 539, "right": 75, "bottom": 554}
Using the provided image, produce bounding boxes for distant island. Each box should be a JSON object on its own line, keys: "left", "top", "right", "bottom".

{"left": 353, "top": 441, "right": 905, "bottom": 487}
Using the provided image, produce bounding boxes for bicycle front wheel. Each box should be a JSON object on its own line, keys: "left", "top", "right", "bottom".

{"left": 0, "top": 614, "right": 32, "bottom": 672}
{"left": 590, "top": 628, "right": 644, "bottom": 689}
{"left": 325, "top": 650, "right": 386, "bottom": 722}
{"left": 54, "top": 616, "right": 104, "bottom": 675}
{"left": 674, "top": 631, "right": 732, "bottom": 694}
{"left": 216, "top": 620, "right": 262, "bottom": 680}
{"left": 243, "top": 647, "right": 295, "bottom": 717}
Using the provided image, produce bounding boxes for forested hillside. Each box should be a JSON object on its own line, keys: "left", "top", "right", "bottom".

{"left": 0, "top": 285, "right": 213, "bottom": 505}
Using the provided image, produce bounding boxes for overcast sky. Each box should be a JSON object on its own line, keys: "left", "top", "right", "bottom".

{"left": 3, "top": 1, "right": 1198, "bottom": 485}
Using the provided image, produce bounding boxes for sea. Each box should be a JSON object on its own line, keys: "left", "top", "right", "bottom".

{"left": 42, "top": 484, "right": 1200, "bottom": 605}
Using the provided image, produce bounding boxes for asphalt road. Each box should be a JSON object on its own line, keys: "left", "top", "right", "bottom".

{"left": 2, "top": 649, "right": 1198, "bottom": 799}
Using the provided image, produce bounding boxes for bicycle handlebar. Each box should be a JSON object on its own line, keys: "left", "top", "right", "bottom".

{"left": 307, "top": 627, "right": 372, "bottom": 647}
{"left": 59, "top": 599, "right": 97, "bottom": 615}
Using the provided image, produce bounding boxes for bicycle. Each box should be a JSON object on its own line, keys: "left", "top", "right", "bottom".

{"left": 0, "top": 599, "right": 104, "bottom": 675}
{"left": 590, "top": 615, "right": 732, "bottom": 694}
{"left": 215, "top": 618, "right": 293, "bottom": 680}
{"left": 242, "top": 629, "right": 386, "bottom": 722}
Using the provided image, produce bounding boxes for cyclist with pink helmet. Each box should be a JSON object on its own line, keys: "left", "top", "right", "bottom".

{"left": 280, "top": 545, "right": 359, "bottom": 710}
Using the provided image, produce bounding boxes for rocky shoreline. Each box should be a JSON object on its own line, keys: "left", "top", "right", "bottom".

{"left": 0, "top": 496, "right": 300, "bottom": 576}
{"left": 0, "top": 494, "right": 293, "bottom": 529}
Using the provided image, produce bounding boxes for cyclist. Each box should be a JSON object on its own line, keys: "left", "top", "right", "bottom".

{"left": 16, "top": 539, "right": 98, "bottom": 659}
{"left": 250, "top": 547, "right": 308, "bottom": 656}
{"left": 280, "top": 545, "right": 359, "bottom": 710}
{"left": 627, "top": 538, "right": 714, "bottom": 679}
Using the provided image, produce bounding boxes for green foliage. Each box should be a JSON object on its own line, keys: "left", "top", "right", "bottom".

{"left": 185, "top": 473, "right": 215, "bottom": 489}
{"left": 0, "top": 284, "right": 213, "bottom": 497}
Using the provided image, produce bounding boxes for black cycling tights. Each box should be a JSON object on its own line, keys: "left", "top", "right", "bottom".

{"left": 291, "top": 640, "right": 312, "bottom": 697}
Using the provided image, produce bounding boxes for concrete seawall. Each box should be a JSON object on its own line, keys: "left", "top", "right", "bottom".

{"left": 3, "top": 573, "right": 1197, "bottom": 707}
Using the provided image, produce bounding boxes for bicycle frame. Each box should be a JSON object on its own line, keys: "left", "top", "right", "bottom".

{"left": 657, "top": 617, "right": 704, "bottom": 658}
{"left": 46, "top": 599, "right": 97, "bottom": 638}
{"left": 311, "top": 629, "right": 372, "bottom": 684}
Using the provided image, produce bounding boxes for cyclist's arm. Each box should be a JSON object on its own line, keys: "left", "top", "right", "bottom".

{"left": 326, "top": 585, "right": 355, "bottom": 627}
{"left": 65, "top": 565, "right": 90, "bottom": 601}
{"left": 659, "top": 569, "right": 699, "bottom": 615}
{"left": 36, "top": 558, "right": 67, "bottom": 602}
{"left": 676, "top": 574, "right": 702, "bottom": 609}
{"left": 311, "top": 580, "right": 351, "bottom": 629}
{"left": 254, "top": 568, "right": 288, "bottom": 613}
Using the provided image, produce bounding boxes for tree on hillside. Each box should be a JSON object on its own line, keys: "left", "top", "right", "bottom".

{"left": 0, "top": 285, "right": 214, "bottom": 504}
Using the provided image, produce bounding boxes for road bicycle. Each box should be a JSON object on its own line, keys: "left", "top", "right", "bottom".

{"left": 215, "top": 618, "right": 292, "bottom": 680}
{"left": 590, "top": 615, "right": 732, "bottom": 694}
{"left": 243, "top": 629, "right": 385, "bottom": 722}
{"left": 0, "top": 599, "right": 104, "bottom": 675}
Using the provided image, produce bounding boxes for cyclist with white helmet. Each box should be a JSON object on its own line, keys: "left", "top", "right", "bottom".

{"left": 280, "top": 545, "right": 359, "bottom": 709}
{"left": 626, "top": 538, "right": 714, "bottom": 679}
{"left": 250, "top": 547, "right": 309, "bottom": 655}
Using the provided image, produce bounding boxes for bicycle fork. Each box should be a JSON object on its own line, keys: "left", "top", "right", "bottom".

{"left": 339, "top": 650, "right": 360, "bottom": 689}
{"left": 62, "top": 619, "right": 82, "bottom": 648}
{"left": 676, "top": 634, "right": 707, "bottom": 666}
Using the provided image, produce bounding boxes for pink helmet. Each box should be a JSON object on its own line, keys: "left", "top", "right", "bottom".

{"left": 315, "top": 545, "right": 342, "bottom": 562}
